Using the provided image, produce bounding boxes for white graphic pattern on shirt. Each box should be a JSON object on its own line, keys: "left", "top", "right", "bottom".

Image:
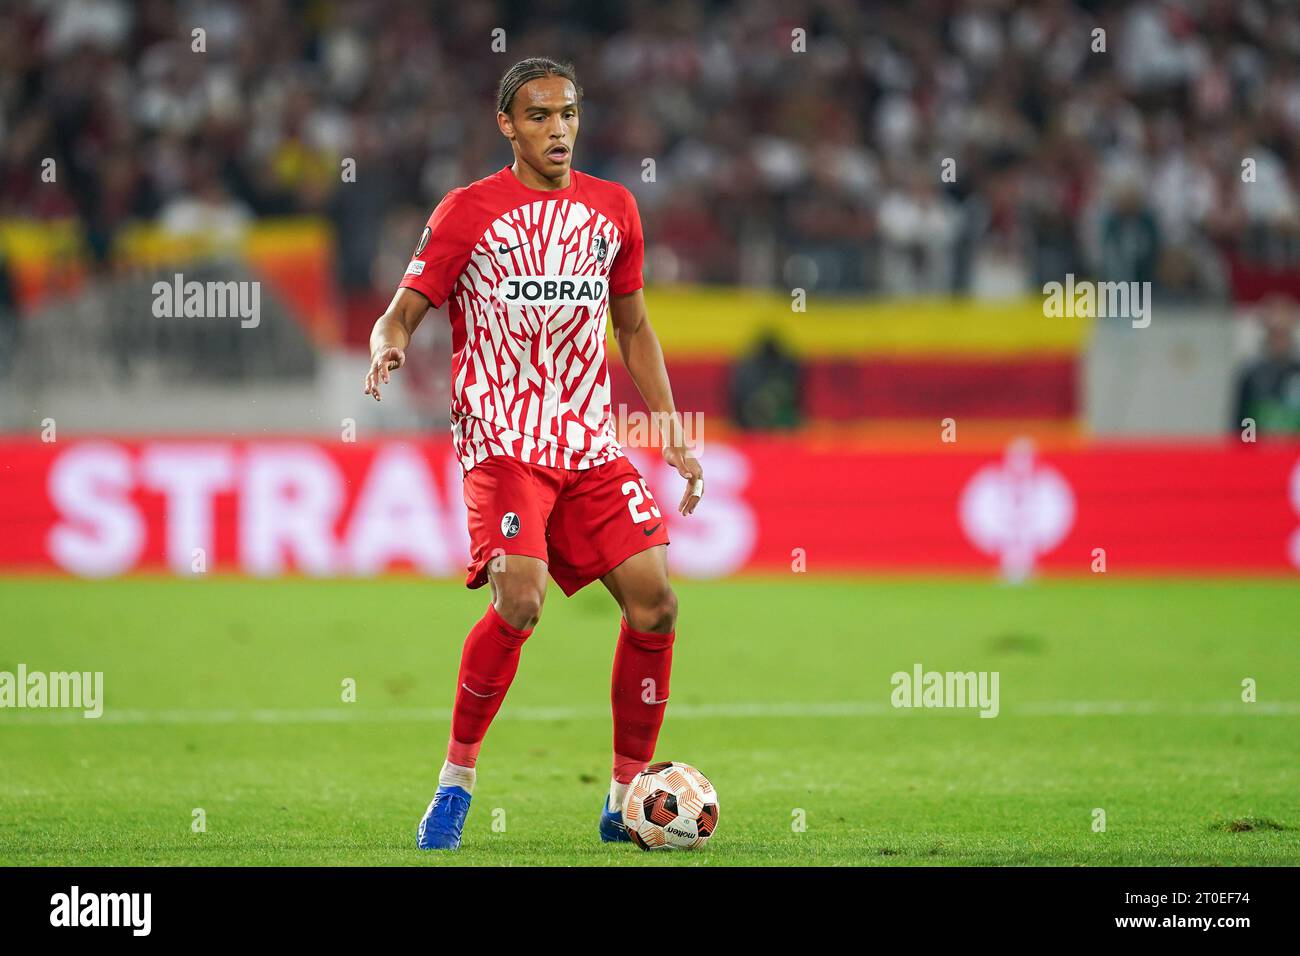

{"left": 449, "top": 198, "right": 627, "bottom": 472}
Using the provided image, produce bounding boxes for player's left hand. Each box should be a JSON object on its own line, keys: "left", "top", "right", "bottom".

{"left": 662, "top": 445, "right": 703, "bottom": 516}
{"left": 363, "top": 346, "right": 405, "bottom": 402}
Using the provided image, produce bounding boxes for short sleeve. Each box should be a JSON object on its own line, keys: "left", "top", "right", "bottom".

{"left": 398, "top": 189, "right": 473, "bottom": 308}
{"left": 609, "top": 188, "right": 644, "bottom": 296}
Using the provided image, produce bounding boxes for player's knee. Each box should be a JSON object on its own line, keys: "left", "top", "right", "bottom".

{"left": 495, "top": 583, "right": 545, "bottom": 632}
{"left": 626, "top": 585, "right": 677, "bottom": 636}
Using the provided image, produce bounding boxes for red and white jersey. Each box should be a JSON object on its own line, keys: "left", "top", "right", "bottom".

{"left": 399, "top": 165, "right": 644, "bottom": 473}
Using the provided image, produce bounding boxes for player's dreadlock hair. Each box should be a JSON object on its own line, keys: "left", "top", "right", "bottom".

{"left": 496, "top": 57, "right": 582, "bottom": 115}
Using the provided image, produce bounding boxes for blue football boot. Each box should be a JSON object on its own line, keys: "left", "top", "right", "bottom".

{"left": 600, "top": 795, "right": 632, "bottom": 843}
{"left": 417, "top": 785, "right": 472, "bottom": 850}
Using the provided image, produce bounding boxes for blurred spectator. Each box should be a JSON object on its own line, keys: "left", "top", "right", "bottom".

{"left": 1098, "top": 178, "right": 1160, "bottom": 286}
{"left": 0, "top": 248, "right": 16, "bottom": 375}
{"left": 878, "top": 167, "right": 961, "bottom": 294}
{"left": 730, "top": 331, "right": 802, "bottom": 430}
{"left": 158, "top": 156, "right": 252, "bottom": 245}
{"left": 1233, "top": 295, "right": 1300, "bottom": 435}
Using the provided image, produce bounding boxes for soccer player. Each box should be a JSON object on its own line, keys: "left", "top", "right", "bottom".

{"left": 363, "top": 57, "right": 703, "bottom": 850}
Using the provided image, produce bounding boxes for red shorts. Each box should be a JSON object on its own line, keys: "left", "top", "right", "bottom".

{"left": 462, "top": 454, "right": 671, "bottom": 596}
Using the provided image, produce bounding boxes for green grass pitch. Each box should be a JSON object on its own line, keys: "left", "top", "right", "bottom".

{"left": 1, "top": 576, "right": 1297, "bottom": 866}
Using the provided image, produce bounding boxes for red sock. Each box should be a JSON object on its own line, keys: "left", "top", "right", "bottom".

{"left": 611, "top": 616, "right": 675, "bottom": 783}
{"left": 446, "top": 603, "right": 533, "bottom": 768}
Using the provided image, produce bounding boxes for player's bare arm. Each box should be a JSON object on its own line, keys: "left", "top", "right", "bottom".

{"left": 609, "top": 288, "right": 703, "bottom": 516}
{"left": 363, "top": 288, "right": 431, "bottom": 402}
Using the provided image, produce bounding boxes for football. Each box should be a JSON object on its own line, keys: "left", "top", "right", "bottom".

{"left": 622, "top": 761, "right": 719, "bottom": 850}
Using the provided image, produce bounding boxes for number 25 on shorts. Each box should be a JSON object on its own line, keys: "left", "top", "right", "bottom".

{"left": 621, "top": 479, "right": 661, "bottom": 524}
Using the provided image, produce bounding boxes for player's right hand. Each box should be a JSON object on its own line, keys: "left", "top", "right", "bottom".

{"left": 363, "top": 346, "right": 405, "bottom": 402}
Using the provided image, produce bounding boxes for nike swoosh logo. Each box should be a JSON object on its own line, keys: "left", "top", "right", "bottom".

{"left": 643, "top": 523, "right": 662, "bottom": 536}
{"left": 497, "top": 241, "right": 526, "bottom": 255}
{"left": 460, "top": 682, "right": 498, "bottom": 699}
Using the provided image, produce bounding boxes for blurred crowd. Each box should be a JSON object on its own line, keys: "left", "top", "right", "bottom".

{"left": 2, "top": 0, "right": 1300, "bottom": 303}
